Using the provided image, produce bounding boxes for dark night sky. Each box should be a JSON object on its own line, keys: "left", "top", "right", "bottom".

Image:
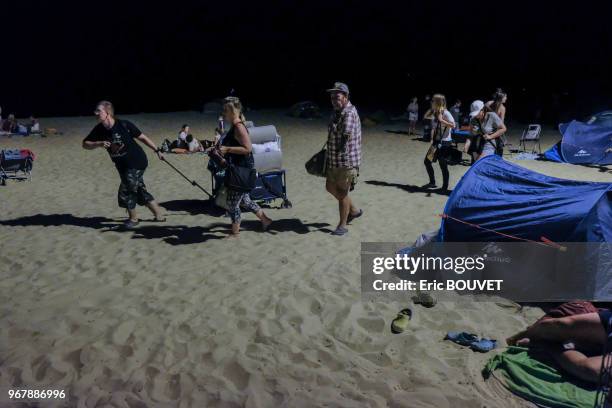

{"left": 4, "top": 1, "right": 612, "bottom": 122}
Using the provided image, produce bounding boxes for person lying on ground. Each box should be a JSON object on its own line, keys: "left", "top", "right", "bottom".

{"left": 507, "top": 305, "right": 611, "bottom": 384}
{"left": 186, "top": 134, "right": 204, "bottom": 153}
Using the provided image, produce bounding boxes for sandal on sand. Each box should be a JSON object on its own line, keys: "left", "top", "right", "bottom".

{"left": 445, "top": 331, "right": 479, "bottom": 347}
{"left": 412, "top": 291, "right": 437, "bottom": 308}
{"left": 347, "top": 209, "right": 363, "bottom": 224}
{"left": 470, "top": 338, "right": 497, "bottom": 352}
{"left": 391, "top": 308, "right": 413, "bottom": 334}
{"left": 331, "top": 226, "right": 348, "bottom": 236}
{"left": 152, "top": 217, "right": 167, "bottom": 222}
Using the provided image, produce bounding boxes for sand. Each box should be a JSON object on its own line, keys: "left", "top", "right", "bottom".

{"left": 1, "top": 111, "right": 609, "bottom": 408}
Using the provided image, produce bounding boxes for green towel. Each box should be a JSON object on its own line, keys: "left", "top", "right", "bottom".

{"left": 483, "top": 346, "right": 597, "bottom": 408}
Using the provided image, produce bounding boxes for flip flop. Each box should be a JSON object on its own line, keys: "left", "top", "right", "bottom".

{"left": 151, "top": 217, "right": 167, "bottom": 222}
{"left": 445, "top": 331, "right": 479, "bottom": 347}
{"left": 331, "top": 226, "right": 348, "bottom": 236}
{"left": 347, "top": 209, "right": 363, "bottom": 224}
{"left": 470, "top": 339, "right": 497, "bottom": 353}
{"left": 391, "top": 308, "right": 413, "bottom": 334}
{"left": 412, "top": 291, "right": 437, "bottom": 308}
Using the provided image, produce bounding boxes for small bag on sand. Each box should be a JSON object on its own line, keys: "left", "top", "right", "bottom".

{"left": 305, "top": 142, "right": 327, "bottom": 177}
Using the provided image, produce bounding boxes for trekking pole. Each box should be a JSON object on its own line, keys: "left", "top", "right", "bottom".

{"left": 161, "top": 157, "right": 213, "bottom": 198}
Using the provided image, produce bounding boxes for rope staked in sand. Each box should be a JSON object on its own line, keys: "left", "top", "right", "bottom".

{"left": 439, "top": 214, "right": 567, "bottom": 251}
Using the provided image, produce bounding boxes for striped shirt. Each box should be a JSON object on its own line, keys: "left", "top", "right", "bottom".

{"left": 326, "top": 102, "right": 362, "bottom": 168}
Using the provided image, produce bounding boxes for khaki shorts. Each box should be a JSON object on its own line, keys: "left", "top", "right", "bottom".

{"left": 326, "top": 167, "right": 359, "bottom": 191}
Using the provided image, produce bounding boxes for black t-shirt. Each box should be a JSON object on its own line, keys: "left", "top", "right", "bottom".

{"left": 84, "top": 119, "right": 148, "bottom": 170}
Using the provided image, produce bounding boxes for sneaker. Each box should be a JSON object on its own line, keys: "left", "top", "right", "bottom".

{"left": 123, "top": 219, "right": 140, "bottom": 230}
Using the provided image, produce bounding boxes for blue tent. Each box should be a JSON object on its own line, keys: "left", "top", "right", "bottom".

{"left": 543, "top": 112, "right": 612, "bottom": 165}
{"left": 439, "top": 155, "right": 611, "bottom": 243}
{"left": 431, "top": 155, "right": 611, "bottom": 300}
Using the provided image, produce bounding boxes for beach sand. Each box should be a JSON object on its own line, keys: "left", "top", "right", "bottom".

{"left": 1, "top": 111, "right": 609, "bottom": 407}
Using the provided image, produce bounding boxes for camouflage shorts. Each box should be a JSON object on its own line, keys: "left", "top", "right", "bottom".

{"left": 117, "top": 168, "right": 154, "bottom": 210}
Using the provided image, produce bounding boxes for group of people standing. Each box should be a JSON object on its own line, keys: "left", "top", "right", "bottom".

{"left": 419, "top": 90, "right": 508, "bottom": 192}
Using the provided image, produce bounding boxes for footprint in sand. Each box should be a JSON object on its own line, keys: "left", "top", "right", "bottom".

{"left": 360, "top": 352, "right": 393, "bottom": 368}
{"left": 112, "top": 320, "right": 136, "bottom": 345}
{"left": 357, "top": 317, "right": 386, "bottom": 333}
{"left": 223, "top": 360, "right": 250, "bottom": 391}
{"left": 176, "top": 323, "right": 196, "bottom": 343}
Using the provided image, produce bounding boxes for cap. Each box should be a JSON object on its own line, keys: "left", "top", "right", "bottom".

{"left": 326, "top": 82, "right": 349, "bottom": 95}
{"left": 469, "top": 100, "right": 485, "bottom": 117}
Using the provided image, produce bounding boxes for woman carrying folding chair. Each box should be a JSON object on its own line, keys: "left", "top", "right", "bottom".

{"left": 422, "top": 94, "right": 455, "bottom": 193}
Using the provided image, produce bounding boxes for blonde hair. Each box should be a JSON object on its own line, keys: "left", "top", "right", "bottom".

{"left": 223, "top": 96, "right": 246, "bottom": 123}
{"left": 97, "top": 100, "right": 115, "bottom": 117}
{"left": 431, "top": 94, "right": 446, "bottom": 115}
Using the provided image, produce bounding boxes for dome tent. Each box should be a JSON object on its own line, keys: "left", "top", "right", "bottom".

{"left": 543, "top": 111, "right": 612, "bottom": 165}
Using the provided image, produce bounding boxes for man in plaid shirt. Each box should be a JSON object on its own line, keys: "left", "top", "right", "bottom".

{"left": 325, "top": 82, "right": 363, "bottom": 236}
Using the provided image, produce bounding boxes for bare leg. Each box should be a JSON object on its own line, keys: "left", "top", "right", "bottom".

{"left": 549, "top": 348, "right": 603, "bottom": 384}
{"left": 464, "top": 139, "right": 471, "bottom": 153}
{"left": 127, "top": 208, "right": 138, "bottom": 222}
{"left": 507, "top": 313, "right": 606, "bottom": 349}
{"left": 145, "top": 200, "right": 165, "bottom": 220}
{"left": 226, "top": 222, "right": 240, "bottom": 238}
{"left": 336, "top": 187, "right": 350, "bottom": 229}
{"left": 255, "top": 209, "right": 272, "bottom": 230}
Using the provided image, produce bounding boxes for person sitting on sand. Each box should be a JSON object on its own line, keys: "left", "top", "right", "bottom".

{"left": 82, "top": 100, "right": 165, "bottom": 229}
{"left": 218, "top": 96, "right": 272, "bottom": 238}
{"left": 2, "top": 113, "right": 17, "bottom": 133}
{"left": 507, "top": 304, "right": 611, "bottom": 384}
{"left": 186, "top": 134, "right": 203, "bottom": 153}
{"left": 177, "top": 124, "right": 190, "bottom": 149}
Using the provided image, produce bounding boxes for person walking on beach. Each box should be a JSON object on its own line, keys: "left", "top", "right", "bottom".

{"left": 450, "top": 99, "right": 462, "bottom": 128}
{"left": 422, "top": 94, "right": 455, "bottom": 193}
{"left": 325, "top": 82, "right": 363, "bottom": 236}
{"left": 407, "top": 97, "right": 419, "bottom": 135}
{"left": 82, "top": 100, "right": 165, "bottom": 229}
{"left": 218, "top": 96, "right": 272, "bottom": 238}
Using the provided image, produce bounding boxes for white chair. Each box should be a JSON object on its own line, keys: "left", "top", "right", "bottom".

{"left": 519, "top": 124, "right": 542, "bottom": 153}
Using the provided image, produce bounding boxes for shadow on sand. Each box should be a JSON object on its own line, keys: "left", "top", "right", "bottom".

{"left": 0, "top": 213, "right": 331, "bottom": 245}
{"left": 365, "top": 180, "right": 452, "bottom": 197}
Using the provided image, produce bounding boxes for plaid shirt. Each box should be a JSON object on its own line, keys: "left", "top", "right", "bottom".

{"left": 326, "top": 102, "right": 362, "bottom": 168}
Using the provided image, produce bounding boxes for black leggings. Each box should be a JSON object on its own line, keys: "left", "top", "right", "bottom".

{"left": 424, "top": 146, "right": 450, "bottom": 189}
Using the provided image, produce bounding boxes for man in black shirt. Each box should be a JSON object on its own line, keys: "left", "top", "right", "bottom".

{"left": 83, "top": 101, "right": 165, "bottom": 229}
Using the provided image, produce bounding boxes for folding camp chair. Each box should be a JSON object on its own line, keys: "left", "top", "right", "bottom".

{"left": 518, "top": 124, "right": 542, "bottom": 154}
{"left": 0, "top": 149, "right": 34, "bottom": 185}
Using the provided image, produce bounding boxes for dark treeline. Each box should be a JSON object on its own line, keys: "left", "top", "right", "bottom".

{"left": 3, "top": 1, "right": 612, "bottom": 123}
